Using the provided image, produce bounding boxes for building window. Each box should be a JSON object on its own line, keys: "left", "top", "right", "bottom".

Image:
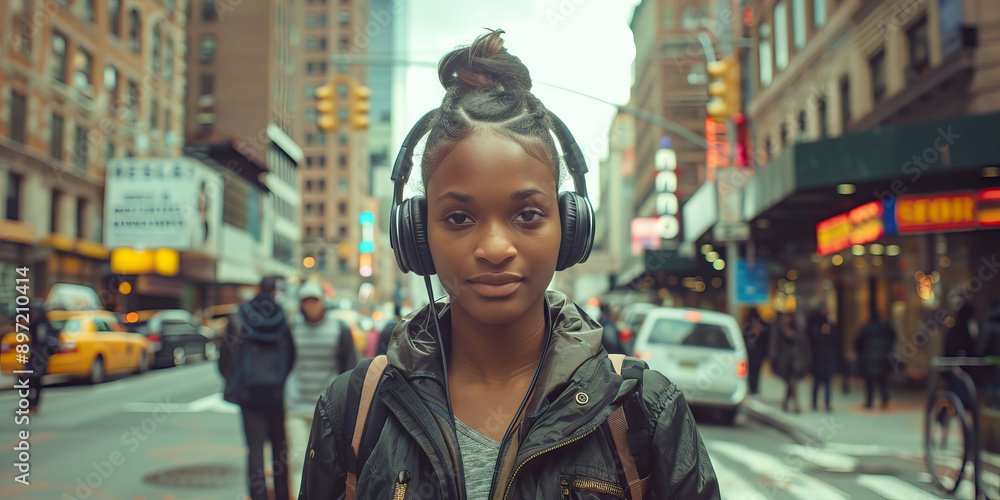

{"left": 126, "top": 79, "right": 139, "bottom": 122}
{"left": 51, "top": 112, "right": 65, "bottom": 161}
{"left": 870, "top": 49, "right": 886, "bottom": 102}
{"left": 128, "top": 9, "right": 140, "bottom": 52}
{"left": 339, "top": 154, "right": 347, "bottom": 168}
{"left": 306, "top": 133, "right": 327, "bottom": 145}
{"left": 813, "top": 0, "right": 827, "bottom": 28}
{"left": 199, "top": 74, "right": 215, "bottom": 99}
{"left": 108, "top": 0, "right": 121, "bottom": 36}
{"left": 199, "top": 35, "right": 217, "bottom": 64}
{"left": 74, "top": 47, "right": 94, "bottom": 94}
{"left": 305, "top": 157, "right": 313, "bottom": 168}
{"left": 907, "top": 15, "right": 930, "bottom": 80}
{"left": 50, "top": 190, "right": 61, "bottom": 233}
{"left": 338, "top": 202, "right": 346, "bottom": 216}
{"left": 5, "top": 173, "right": 22, "bottom": 221}
{"left": 797, "top": 110, "right": 807, "bottom": 142}
{"left": 338, "top": 179, "right": 347, "bottom": 193}
{"left": 306, "top": 37, "right": 327, "bottom": 51}
{"left": 106, "top": 142, "right": 116, "bottom": 163}
{"left": 305, "top": 180, "right": 313, "bottom": 192}
{"left": 74, "top": 126, "right": 88, "bottom": 168}
{"left": 202, "top": 0, "right": 217, "bottom": 21}
{"left": 318, "top": 179, "right": 326, "bottom": 192}
{"left": 318, "top": 203, "right": 325, "bottom": 215}
{"left": 10, "top": 91, "right": 27, "bottom": 144}
{"left": 774, "top": 2, "right": 789, "bottom": 71}
{"left": 81, "top": 0, "right": 95, "bottom": 23}
{"left": 151, "top": 24, "right": 162, "bottom": 74}
{"left": 338, "top": 133, "right": 348, "bottom": 144}
{"left": 150, "top": 98, "right": 159, "bottom": 131}
{"left": 52, "top": 31, "right": 68, "bottom": 83}
{"left": 339, "top": 37, "right": 350, "bottom": 52}
{"left": 305, "top": 84, "right": 320, "bottom": 99}
{"left": 11, "top": 1, "right": 32, "bottom": 57}
{"left": 164, "top": 40, "right": 174, "bottom": 79}
{"left": 318, "top": 226, "right": 325, "bottom": 238}
{"left": 306, "top": 61, "right": 327, "bottom": 75}
{"left": 318, "top": 156, "right": 326, "bottom": 167}
{"left": 840, "top": 76, "right": 851, "bottom": 128}
{"left": 338, "top": 11, "right": 350, "bottom": 25}
{"left": 758, "top": 23, "right": 772, "bottom": 87}
{"left": 76, "top": 198, "right": 86, "bottom": 238}
{"left": 339, "top": 225, "right": 347, "bottom": 239}
{"left": 305, "top": 203, "right": 312, "bottom": 215}
{"left": 104, "top": 65, "right": 118, "bottom": 113}
{"left": 306, "top": 14, "right": 327, "bottom": 28}
{"left": 305, "top": 108, "right": 318, "bottom": 123}
{"left": 792, "top": 0, "right": 807, "bottom": 50}
{"left": 306, "top": 226, "right": 312, "bottom": 237}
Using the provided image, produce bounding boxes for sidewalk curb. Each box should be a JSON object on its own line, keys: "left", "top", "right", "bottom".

{"left": 744, "top": 398, "right": 824, "bottom": 447}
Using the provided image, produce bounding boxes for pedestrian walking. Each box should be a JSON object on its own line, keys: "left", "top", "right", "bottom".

{"left": 298, "top": 29, "right": 719, "bottom": 499}
{"left": 770, "top": 312, "right": 810, "bottom": 413}
{"left": 854, "top": 311, "right": 897, "bottom": 409}
{"left": 286, "top": 281, "right": 356, "bottom": 497}
{"left": 219, "top": 276, "right": 296, "bottom": 500}
{"left": 24, "top": 299, "right": 60, "bottom": 415}
{"left": 808, "top": 307, "right": 838, "bottom": 412}
{"left": 742, "top": 307, "right": 769, "bottom": 395}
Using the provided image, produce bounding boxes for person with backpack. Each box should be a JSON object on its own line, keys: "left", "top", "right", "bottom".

{"left": 298, "top": 30, "right": 719, "bottom": 500}
{"left": 286, "top": 281, "right": 357, "bottom": 498}
{"left": 219, "top": 276, "right": 296, "bottom": 500}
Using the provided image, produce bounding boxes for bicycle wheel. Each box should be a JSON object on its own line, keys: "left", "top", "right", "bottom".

{"left": 925, "top": 390, "right": 973, "bottom": 495}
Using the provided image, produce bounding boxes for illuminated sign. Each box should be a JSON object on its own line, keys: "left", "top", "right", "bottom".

{"left": 980, "top": 189, "right": 1000, "bottom": 227}
{"left": 816, "top": 201, "right": 885, "bottom": 256}
{"left": 896, "top": 192, "right": 977, "bottom": 233}
{"left": 705, "top": 118, "right": 729, "bottom": 181}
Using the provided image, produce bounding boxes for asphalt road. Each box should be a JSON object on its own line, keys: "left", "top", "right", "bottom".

{"left": 0, "top": 363, "right": 951, "bottom": 499}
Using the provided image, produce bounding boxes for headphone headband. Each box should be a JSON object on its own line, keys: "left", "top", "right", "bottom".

{"left": 390, "top": 108, "right": 590, "bottom": 200}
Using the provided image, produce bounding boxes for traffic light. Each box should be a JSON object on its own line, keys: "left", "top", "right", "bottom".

{"left": 706, "top": 56, "right": 741, "bottom": 123}
{"left": 349, "top": 83, "right": 371, "bottom": 131}
{"left": 315, "top": 84, "right": 337, "bottom": 131}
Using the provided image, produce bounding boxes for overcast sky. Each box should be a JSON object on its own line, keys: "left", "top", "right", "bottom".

{"left": 400, "top": 0, "right": 642, "bottom": 209}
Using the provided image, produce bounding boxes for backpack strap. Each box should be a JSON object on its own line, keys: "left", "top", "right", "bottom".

{"left": 607, "top": 354, "right": 647, "bottom": 500}
{"left": 345, "top": 354, "right": 388, "bottom": 500}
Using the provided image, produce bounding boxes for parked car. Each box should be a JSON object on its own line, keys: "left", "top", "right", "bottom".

{"left": 632, "top": 307, "right": 749, "bottom": 424}
{"left": 618, "top": 302, "right": 657, "bottom": 354}
{"left": 126, "top": 310, "right": 218, "bottom": 368}
{"left": 1, "top": 310, "right": 151, "bottom": 384}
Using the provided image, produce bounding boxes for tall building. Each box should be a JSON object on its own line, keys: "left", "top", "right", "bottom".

{"left": 0, "top": 0, "right": 185, "bottom": 307}
{"left": 184, "top": 0, "right": 304, "bottom": 299}
{"left": 734, "top": 0, "right": 1000, "bottom": 378}
{"left": 296, "top": 0, "right": 372, "bottom": 298}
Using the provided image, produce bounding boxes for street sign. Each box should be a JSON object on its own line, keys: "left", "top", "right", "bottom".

{"left": 713, "top": 221, "right": 750, "bottom": 242}
{"left": 735, "top": 259, "right": 769, "bottom": 304}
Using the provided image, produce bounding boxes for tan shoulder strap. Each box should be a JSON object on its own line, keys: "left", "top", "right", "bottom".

{"left": 607, "top": 353, "right": 644, "bottom": 500}
{"left": 345, "top": 355, "right": 388, "bottom": 500}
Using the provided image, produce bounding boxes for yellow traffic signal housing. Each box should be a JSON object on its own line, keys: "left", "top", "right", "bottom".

{"left": 315, "top": 83, "right": 338, "bottom": 131}
{"left": 706, "top": 56, "right": 741, "bottom": 123}
{"left": 349, "top": 84, "right": 371, "bottom": 131}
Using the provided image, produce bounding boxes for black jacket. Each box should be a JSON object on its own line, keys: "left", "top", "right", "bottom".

{"left": 219, "top": 293, "right": 296, "bottom": 406}
{"left": 299, "top": 291, "right": 720, "bottom": 499}
{"left": 854, "top": 320, "right": 897, "bottom": 377}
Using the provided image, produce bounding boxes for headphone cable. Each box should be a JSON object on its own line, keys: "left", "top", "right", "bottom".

{"left": 424, "top": 275, "right": 458, "bottom": 439}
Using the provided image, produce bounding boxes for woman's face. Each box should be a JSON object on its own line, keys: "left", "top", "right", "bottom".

{"left": 426, "top": 132, "right": 561, "bottom": 326}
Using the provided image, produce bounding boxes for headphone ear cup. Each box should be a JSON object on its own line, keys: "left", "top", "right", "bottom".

{"left": 390, "top": 201, "right": 409, "bottom": 273}
{"left": 556, "top": 192, "right": 595, "bottom": 271}
{"left": 407, "top": 197, "right": 436, "bottom": 276}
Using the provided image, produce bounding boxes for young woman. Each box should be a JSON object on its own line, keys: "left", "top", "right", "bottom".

{"left": 299, "top": 30, "right": 720, "bottom": 500}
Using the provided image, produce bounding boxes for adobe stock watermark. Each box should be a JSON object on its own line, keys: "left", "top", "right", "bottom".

{"left": 873, "top": 126, "right": 962, "bottom": 204}
{"left": 889, "top": 253, "right": 1000, "bottom": 373}
{"left": 60, "top": 398, "right": 178, "bottom": 500}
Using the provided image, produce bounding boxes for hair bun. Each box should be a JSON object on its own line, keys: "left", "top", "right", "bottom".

{"left": 437, "top": 29, "right": 532, "bottom": 94}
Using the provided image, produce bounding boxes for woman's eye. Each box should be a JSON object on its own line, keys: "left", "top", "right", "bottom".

{"left": 515, "top": 210, "right": 543, "bottom": 223}
{"left": 445, "top": 213, "right": 472, "bottom": 225}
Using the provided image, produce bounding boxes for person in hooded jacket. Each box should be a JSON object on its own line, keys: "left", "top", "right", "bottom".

{"left": 298, "top": 30, "right": 720, "bottom": 500}
{"left": 854, "top": 311, "right": 897, "bottom": 409}
{"left": 220, "top": 276, "right": 296, "bottom": 500}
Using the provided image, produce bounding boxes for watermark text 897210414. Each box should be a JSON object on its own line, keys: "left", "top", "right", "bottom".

{"left": 11, "top": 266, "right": 32, "bottom": 486}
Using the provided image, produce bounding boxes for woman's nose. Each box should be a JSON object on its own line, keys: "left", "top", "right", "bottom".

{"left": 473, "top": 223, "right": 516, "bottom": 265}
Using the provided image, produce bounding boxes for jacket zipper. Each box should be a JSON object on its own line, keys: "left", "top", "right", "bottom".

{"left": 387, "top": 387, "right": 455, "bottom": 497}
{"left": 394, "top": 470, "right": 410, "bottom": 500}
{"left": 501, "top": 425, "right": 600, "bottom": 500}
{"left": 560, "top": 477, "right": 626, "bottom": 498}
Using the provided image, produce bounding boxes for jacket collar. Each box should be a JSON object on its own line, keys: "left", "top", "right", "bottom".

{"left": 385, "top": 290, "right": 608, "bottom": 419}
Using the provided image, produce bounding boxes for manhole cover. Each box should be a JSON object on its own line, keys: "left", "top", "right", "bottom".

{"left": 143, "top": 464, "right": 242, "bottom": 489}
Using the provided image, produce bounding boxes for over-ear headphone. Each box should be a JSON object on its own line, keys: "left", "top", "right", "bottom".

{"left": 389, "top": 109, "right": 595, "bottom": 276}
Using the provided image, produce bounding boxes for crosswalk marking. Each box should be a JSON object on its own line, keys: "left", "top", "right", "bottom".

{"left": 710, "top": 455, "right": 768, "bottom": 500}
{"left": 857, "top": 475, "right": 944, "bottom": 499}
{"left": 708, "top": 441, "right": 848, "bottom": 500}
{"left": 780, "top": 444, "right": 857, "bottom": 472}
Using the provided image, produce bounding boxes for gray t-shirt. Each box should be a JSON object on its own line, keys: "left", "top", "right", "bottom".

{"left": 455, "top": 418, "right": 501, "bottom": 500}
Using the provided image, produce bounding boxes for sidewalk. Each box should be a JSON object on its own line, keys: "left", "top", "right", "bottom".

{"left": 744, "top": 372, "right": 926, "bottom": 458}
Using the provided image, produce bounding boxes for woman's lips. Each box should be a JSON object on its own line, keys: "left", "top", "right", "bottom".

{"left": 468, "top": 279, "right": 523, "bottom": 298}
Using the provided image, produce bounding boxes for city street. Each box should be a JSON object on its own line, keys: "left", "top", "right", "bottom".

{"left": 0, "top": 363, "right": 945, "bottom": 500}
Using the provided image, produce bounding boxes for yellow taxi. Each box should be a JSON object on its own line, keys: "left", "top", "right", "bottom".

{"left": 0, "top": 310, "right": 151, "bottom": 384}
